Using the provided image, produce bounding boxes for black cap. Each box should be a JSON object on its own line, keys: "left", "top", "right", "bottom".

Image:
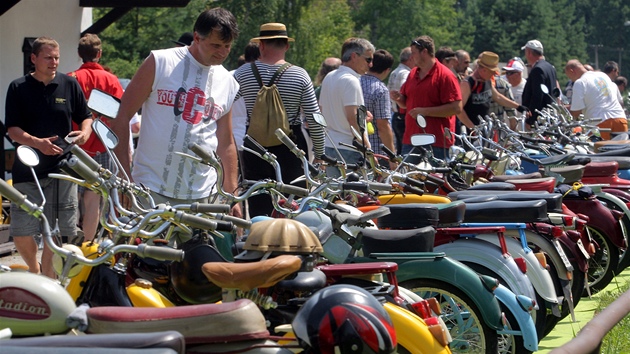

{"left": 172, "top": 32, "right": 193, "bottom": 47}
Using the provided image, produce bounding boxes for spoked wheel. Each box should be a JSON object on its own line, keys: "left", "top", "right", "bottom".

{"left": 497, "top": 303, "right": 533, "bottom": 354}
{"left": 400, "top": 279, "right": 498, "bottom": 354}
{"left": 584, "top": 226, "right": 619, "bottom": 296}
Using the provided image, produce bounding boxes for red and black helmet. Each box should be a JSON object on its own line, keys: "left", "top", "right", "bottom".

{"left": 292, "top": 284, "right": 397, "bottom": 354}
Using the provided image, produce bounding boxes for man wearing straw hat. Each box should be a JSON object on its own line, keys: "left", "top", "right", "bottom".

{"left": 233, "top": 23, "right": 325, "bottom": 217}
{"left": 457, "top": 51, "right": 528, "bottom": 129}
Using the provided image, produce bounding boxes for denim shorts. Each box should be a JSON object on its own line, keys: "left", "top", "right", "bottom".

{"left": 10, "top": 178, "right": 78, "bottom": 237}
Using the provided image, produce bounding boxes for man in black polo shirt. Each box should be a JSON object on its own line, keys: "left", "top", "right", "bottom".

{"left": 5, "top": 36, "right": 92, "bottom": 278}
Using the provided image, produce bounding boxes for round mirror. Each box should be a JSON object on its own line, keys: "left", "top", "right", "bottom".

{"left": 17, "top": 145, "right": 40, "bottom": 167}
{"left": 92, "top": 120, "right": 119, "bottom": 149}
{"left": 443, "top": 127, "right": 452, "bottom": 140}
{"left": 312, "top": 113, "right": 327, "bottom": 127}
{"left": 539, "top": 84, "right": 549, "bottom": 94}
{"left": 416, "top": 114, "right": 427, "bottom": 128}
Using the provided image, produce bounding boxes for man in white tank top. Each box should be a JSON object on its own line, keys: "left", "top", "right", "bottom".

{"left": 111, "top": 8, "right": 242, "bottom": 218}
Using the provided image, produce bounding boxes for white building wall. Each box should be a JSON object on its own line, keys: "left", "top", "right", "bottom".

{"left": 0, "top": 0, "right": 92, "bottom": 148}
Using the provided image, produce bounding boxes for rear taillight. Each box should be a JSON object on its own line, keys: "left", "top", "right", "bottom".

{"left": 514, "top": 257, "right": 527, "bottom": 274}
{"left": 562, "top": 215, "right": 575, "bottom": 227}
{"left": 575, "top": 218, "right": 587, "bottom": 232}
{"left": 410, "top": 299, "right": 431, "bottom": 319}
{"left": 577, "top": 213, "right": 590, "bottom": 222}
{"left": 552, "top": 226, "right": 564, "bottom": 238}
{"left": 610, "top": 209, "right": 624, "bottom": 221}
{"left": 516, "top": 294, "right": 535, "bottom": 312}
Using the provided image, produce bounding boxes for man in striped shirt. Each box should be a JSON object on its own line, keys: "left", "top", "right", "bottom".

{"left": 233, "top": 23, "right": 324, "bottom": 217}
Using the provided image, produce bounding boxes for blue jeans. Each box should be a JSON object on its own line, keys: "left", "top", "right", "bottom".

{"left": 324, "top": 147, "right": 364, "bottom": 178}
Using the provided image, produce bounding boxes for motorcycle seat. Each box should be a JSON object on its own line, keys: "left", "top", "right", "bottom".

{"left": 491, "top": 172, "right": 542, "bottom": 181}
{"left": 275, "top": 268, "right": 328, "bottom": 292}
{"left": 202, "top": 255, "right": 301, "bottom": 292}
{"left": 582, "top": 161, "right": 619, "bottom": 177}
{"left": 548, "top": 164, "right": 584, "bottom": 184}
{"left": 462, "top": 200, "right": 548, "bottom": 223}
{"left": 87, "top": 299, "right": 269, "bottom": 344}
{"left": 449, "top": 190, "right": 563, "bottom": 213}
{"left": 505, "top": 176, "right": 556, "bottom": 192}
{"left": 376, "top": 203, "right": 440, "bottom": 229}
{"left": 575, "top": 155, "right": 630, "bottom": 169}
{"left": 0, "top": 331, "right": 184, "bottom": 353}
{"left": 466, "top": 181, "right": 516, "bottom": 190}
{"left": 360, "top": 226, "right": 436, "bottom": 255}
{"left": 576, "top": 147, "right": 630, "bottom": 158}
{"left": 595, "top": 139, "right": 630, "bottom": 152}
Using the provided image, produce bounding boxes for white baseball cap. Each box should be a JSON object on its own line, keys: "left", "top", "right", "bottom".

{"left": 503, "top": 59, "right": 525, "bottom": 72}
{"left": 521, "top": 40, "right": 544, "bottom": 53}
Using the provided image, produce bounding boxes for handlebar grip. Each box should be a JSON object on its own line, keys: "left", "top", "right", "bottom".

{"left": 457, "top": 163, "right": 477, "bottom": 171}
{"left": 424, "top": 173, "right": 445, "bottom": 186}
{"left": 215, "top": 214, "right": 252, "bottom": 229}
{"left": 188, "top": 143, "right": 214, "bottom": 164}
{"left": 352, "top": 139, "right": 367, "bottom": 152}
{"left": 522, "top": 142, "right": 540, "bottom": 150}
{"left": 368, "top": 182, "right": 393, "bottom": 192}
{"left": 190, "top": 202, "right": 231, "bottom": 214}
{"left": 275, "top": 129, "right": 298, "bottom": 150}
{"left": 243, "top": 135, "right": 268, "bottom": 155}
{"left": 381, "top": 144, "right": 397, "bottom": 159}
{"left": 549, "top": 146, "right": 566, "bottom": 154}
{"left": 275, "top": 183, "right": 310, "bottom": 197}
{"left": 433, "top": 167, "right": 452, "bottom": 174}
{"left": 341, "top": 182, "right": 369, "bottom": 192}
{"left": 214, "top": 220, "right": 236, "bottom": 232}
{"left": 402, "top": 183, "right": 425, "bottom": 195}
{"left": 519, "top": 134, "right": 537, "bottom": 143}
{"left": 175, "top": 211, "right": 234, "bottom": 232}
{"left": 519, "top": 154, "right": 537, "bottom": 164}
{"left": 66, "top": 156, "right": 100, "bottom": 185}
{"left": 345, "top": 163, "right": 361, "bottom": 171}
{"left": 308, "top": 163, "right": 319, "bottom": 176}
{"left": 404, "top": 176, "right": 425, "bottom": 189}
{"left": 136, "top": 244, "right": 185, "bottom": 262}
{"left": 320, "top": 154, "right": 340, "bottom": 165}
{"left": 542, "top": 131, "right": 560, "bottom": 138}
{"left": 70, "top": 145, "right": 101, "bottom": 172}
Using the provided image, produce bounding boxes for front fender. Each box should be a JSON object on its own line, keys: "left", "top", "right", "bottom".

{"left": 476, "top": 233, "right": 559, "bottom": 305}
{"left": 383, "top": 302, "right": 451, "bottom": 354}
{"left": 434, "top": 239, "right": 537, "bottom": 304}
{"left": 494, "top": 284, "right": 539, "bottom": 352}
{"left": 390, "top": 254, "right": 504, "bottom": 331}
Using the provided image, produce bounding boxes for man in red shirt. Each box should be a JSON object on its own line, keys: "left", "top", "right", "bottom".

{"left": 390, "top": 35, "right": 462, "bottom": 161}
{"left": 69, "top": 33, "right": 124, "bottom": 242}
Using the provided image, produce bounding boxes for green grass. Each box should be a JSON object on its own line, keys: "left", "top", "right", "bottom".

{"left": 594, "top": 279, "right": 630, "bottom": 354}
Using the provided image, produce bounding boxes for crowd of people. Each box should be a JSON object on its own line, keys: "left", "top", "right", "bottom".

{"left": 4, "top": 7, "right": 630, "bottom": 275}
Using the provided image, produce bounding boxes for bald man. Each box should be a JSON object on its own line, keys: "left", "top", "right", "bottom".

{"left": 565, "top": 59, "right": 627, "bottom": 139}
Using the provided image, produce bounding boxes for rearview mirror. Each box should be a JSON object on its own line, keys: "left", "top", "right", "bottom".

{"left": 88, "top": 89, "right": 120, "bottom": 119}
{"left": 410, "top": 134, "right": 436, "bottom": 147}
{"left": 416, "top": 114, "right": 427, "bottom": 128}
{"left": 17, "top": 145, "right": 40, "bottom": 167}
{"left": 539, "top": 84, "right": 549, "bottom": 95}
{"left": 92, "top": 119, "right": 119, "bottom": 149}
{"left": 444, "top": 127, "right": 452, "bottom": 140}
{"left": 312, "top": 113, "right": 327, "bottom": 127}
{"left": 357, "top": 105, "right": 367, "bottom": 130}
{"left": 552, "top": 87, "right": 561, "bottom": 98}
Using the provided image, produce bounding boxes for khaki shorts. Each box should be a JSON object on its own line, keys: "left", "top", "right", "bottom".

{"left": 10, "top": 178, "right": 78, "bottom": 237}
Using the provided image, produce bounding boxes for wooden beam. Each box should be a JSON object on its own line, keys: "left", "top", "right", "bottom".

{"left": 80, "top": 0, "right": 190, "bottom": 7}
{"left": 81, "top": 7, "right": 133, "bottom": 36}
{"left": 0, "top": 0, "right": 21, "bottom": 17}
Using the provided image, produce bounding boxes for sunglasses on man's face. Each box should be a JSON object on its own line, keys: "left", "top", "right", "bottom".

{"left": 506, "top": 71, "right": 519, "bottom": 76}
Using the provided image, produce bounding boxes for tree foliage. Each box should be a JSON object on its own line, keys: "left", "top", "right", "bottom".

{"left": 94, "top": 0, "right": 630, "bottom": 83}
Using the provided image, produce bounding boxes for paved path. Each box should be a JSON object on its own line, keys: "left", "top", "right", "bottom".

{"left": 537, "top": 268, "right": 630, "bottom": 353}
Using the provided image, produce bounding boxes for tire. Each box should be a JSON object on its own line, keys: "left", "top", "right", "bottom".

{"left": 498, "top": 303, "right": 533, "bottom": 354}
{"left": 584, "top": 225, "right": 619, "bottom": 296}
{"left": 594, "top": 195, "right": 630, "bottom": 273}
{"left": 400, "top": 278, "right": 498, "bottom": 354}
{"left": 463, "top": 262, "right": 546, "bottom": 341}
